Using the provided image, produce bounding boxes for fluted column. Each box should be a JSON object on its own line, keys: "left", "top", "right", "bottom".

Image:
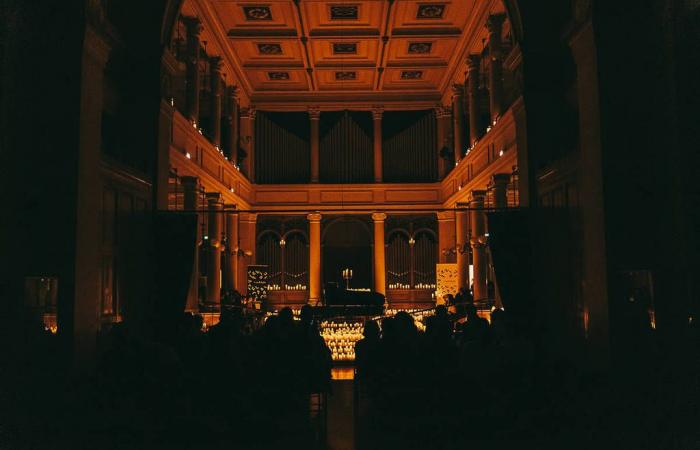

{"left": 226, "top": 85, "right": 239, "bottom": 164}
{"left": 455, "top": 208, "right": 469, "bottom": 290}
{"left": 224, "top": 204, "right": 239, "bottom": 292}
{"left": 238, "top": 213, "right": 257, "bottom": 295}
{"left": 206, "top": 192, "right": 224, "bottom": 306}
{"left": 240, "top": 106, "right": 256, "bottom": 181}
{"left": 437, "top": 211, "right": 456, "bottom": 263}
{"left": 307, "top": 212, "right": 322, "bottom": 305}
{"left": 469, "top": 190, "right": 487, "bottom": 301}
{"left": 486, "top": 14, "right": 506, "bottom": 122}
{"left": 182, "top": 176, "right": 200, "bottom": 311}
{"left": 183, "top": 17, "right": 202, "bottom": 126}
{"left": 467, "top": 54, "right": 482, "bottom": 146}
{"left": 451, "top": 85, "right": 465, "bottom": 163}
{"left": 372, "top": 212, "right": 387, "bottom": 296}
{"left": 492, "top": 173, "right": 510, "bottom": 208}
{"left": 372, "top": 108, "right": 383, "bottom": 182}
{"left": 435, "top": 105, "right": 451, "bottom": 178}
{"left": 209, "top": 56, "right": 223, "bottom": 148}
{"left": 309, "top": 108, "right": 321, "bottom": 183}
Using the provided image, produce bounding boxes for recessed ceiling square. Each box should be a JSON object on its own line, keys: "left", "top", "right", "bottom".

{"left": 329, "top": 5, "right": 359, "bottom": 20}
{"left": 400, "top": 70, "right": 423, "bottom": 80}
{"left": 416, "top": 4, "right": 445, "bottom": 19}
{"left": 257, "top": 43, "right": 283, "bottom": 55}
{"left": 243, "top": 6, "right": 273, "bottom": 21}
{"left": 268, "top": 71, "right": 290, "bottom": 80}
{"left": 408, "top": 42, "right": 432, "bottom": 54}
{"left": 332, "top": 42, "right": 358, "bottom": 54}
{"left": 335, "top": 71, "right": 357, "bottom": 80}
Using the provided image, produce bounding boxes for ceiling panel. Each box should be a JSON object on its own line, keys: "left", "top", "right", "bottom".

{"left": 316, "top": 68, "right": 376, "bottom": 91}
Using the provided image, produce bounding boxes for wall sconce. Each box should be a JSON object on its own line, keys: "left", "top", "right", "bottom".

{"left": 408, "top": 237, "right": 415, "bottom": 246}
{"left": 279, "top": 238, "right": 286, "bottom": 247}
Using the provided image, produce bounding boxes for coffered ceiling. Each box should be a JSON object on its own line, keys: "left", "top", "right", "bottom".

{"left": 191, "top": 0, "right": 505, "bottom": 107}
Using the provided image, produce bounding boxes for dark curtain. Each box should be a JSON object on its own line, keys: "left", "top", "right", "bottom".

{"left": 255, "top": 111, "right": 310, "bottom": 183}
{"left": 320, "top": 111, "right": 373, "bottom": 183}
{"left": 382, "top": 110, "right": 437, "bottom": 182}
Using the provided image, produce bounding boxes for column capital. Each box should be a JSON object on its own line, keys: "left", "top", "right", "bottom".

{"left": 182, "top": 16, "right": 203, "bottom": 36}
{"left": 224, "top": 203, "right": 237, "bottom": 211}
{"left": 486, "top": 13, "right": 507, "bottom": 34}
{"left": 467, "top": 54, "right": 481, "bottom": 72}
{"left": 180, "top": 176, "right": 199, "bottom": 186}
{"left": 308, "top": 107, "right": 321, "bottom": 120}
{"left": 227, "top": 84, "right": 239, "bottom": 99}
{"left": 240, "top": 106, "right": 256, "bottom": 119}
{"left": 371, "top": 107, "right": 384, "bottom": 120}
{"left": 371, "top": 212, "right": 387, "bottom": 222}
{"left": 239, "top": 212, "right": 258, "bottom": 222}
{"left": 209, "top": 56, "right": 223, "bottom": 73}
{"left": 451, "top": 83, "right": 465, "bottom": 97}
{"left": 470, "top": 189, "right": 486, "bottom": 204}
{"left": 492, "top": 173, "right": 511, "bottom": 186}
{"left": 437, "top": 211, "right": 455, "bottom": 221}
{"left": 434, "top": 105, "right": 452, "bottom": 118}
{"left": 206, "top": 192, "right": 223, "bottom": 203}
{"left": 307, "top": 212, "right": 322, "bottom": 222}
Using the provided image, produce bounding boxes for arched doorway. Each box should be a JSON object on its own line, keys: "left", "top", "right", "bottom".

{"left": 322, "top": 217, "right": 372, "bottom": 290}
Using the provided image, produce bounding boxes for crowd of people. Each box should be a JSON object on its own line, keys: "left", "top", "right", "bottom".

{"left": 3, "top": 293, "right": 698, "bottom": 450}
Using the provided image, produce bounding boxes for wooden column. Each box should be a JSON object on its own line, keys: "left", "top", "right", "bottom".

{"left": 451, "top": 85, "right": 465, "bottom": 163}
{"left": 492, "top": 173, "right": 510, "bottom": 208}
{"left": 237, "top": 213, "right": 257, "bottom": 295}
{"left": 73, "top": 24, "right": 110, "bottom": 370}
{"left": 182, "top": 176, "right": 200, "bottom": 312}
{"left": 307, "top": 212, "right": 322, "bottom": 305}
{"left": 309, "top": 108, "right": 321, "bottom": 183}
{"left": 183, "top": 17, "right": 202, "bottom": 126}
{"left": 206, "top": 193, "right": 223, "bottom": 306}
{"left": 467, "top": 54, "right": 482, "bottom": 147}
{"left": 209, "top": 56, "right": 223, "bottom": 148}
{"left": 435, "top": 105, "right": 451, "bottom": 178}
{"left": 225, "top": 85, "right": 239, "bottom": 165}
{"left": 224, "top": 205, "right": 239, "bottom": 292}
{"left": 372, "top": 108, "right": 383, "bottom": 183}
{"left": 372, "top": 212, "right": 387, "bottom": 296}
{"left": 455, "top": 208, "right": 469, "bottom": 290}
{"left": 486, "top": 14, "right": 506, "bottom": 122}
{"left": 437, "top": 211, "right": 456, "bottom": 264}
{"left": 469, "top": 191, "right": 487, "bottom": 301}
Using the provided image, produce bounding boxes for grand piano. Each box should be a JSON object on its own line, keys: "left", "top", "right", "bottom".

{"left": 319, "top": 283, "right": 385, "bottom": 317}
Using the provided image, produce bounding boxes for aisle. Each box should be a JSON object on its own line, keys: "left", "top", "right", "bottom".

{"left": 325, "top": 380, "right": 355, "bottom": 450}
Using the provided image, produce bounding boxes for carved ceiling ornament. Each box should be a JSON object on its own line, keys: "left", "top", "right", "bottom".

{"left": 242, "top": 6, "right": 273, "bottom": 21}
{"left": 408, "top": 42, "right": 432, "bottom": 54}
{"left": 332, "top": 42, "right": 358, "bottom": 54}
{"left": 401, "top": 70, "right": 423, "bottom": 80}
{"left": 335, "top": 71, "right": 357, "bottom": 81}
{"left": 257, "top": 43, "right": 282, "bottom": 55}
{"left": 268, "top": 71, "right": 290, "bottom": 80}
{"left": 329, "top": 5, "right": 359, "bottom": 20}
{"left": 416, "top": 3, "right": 446, "bottom": 19}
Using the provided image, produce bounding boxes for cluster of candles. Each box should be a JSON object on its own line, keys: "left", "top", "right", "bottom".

{"left": 341, "top": 268, "right": 353, "bottom": 278}
{"left": 266, "top": 284, "right": 307, "bottom": 291}
{"left": 320, "top": 321, "right": 363, "bottom": 361}
{"left": 388, "top": 283, "right": 436, "bottom": 290}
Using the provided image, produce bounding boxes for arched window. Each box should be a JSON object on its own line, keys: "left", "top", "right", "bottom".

{"left": 283, "top": 231, "right": 308, "bottom": 290}
{"left": 256, "top": 232, "right": 282, "bottom": 290}
{"left": 387, "top": 231, "right": 411, "bottom": 289}
{"left": 412, "top": 230, "right": 437, "bottom": 289}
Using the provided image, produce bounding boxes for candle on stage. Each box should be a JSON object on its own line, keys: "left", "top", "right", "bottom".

{"left": 342, "top": 268, "right": 353, "bottom": 289}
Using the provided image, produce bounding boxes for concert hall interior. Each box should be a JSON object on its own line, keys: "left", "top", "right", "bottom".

{"left": 2, "top": 0, "right": 699, "bottom": 449}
